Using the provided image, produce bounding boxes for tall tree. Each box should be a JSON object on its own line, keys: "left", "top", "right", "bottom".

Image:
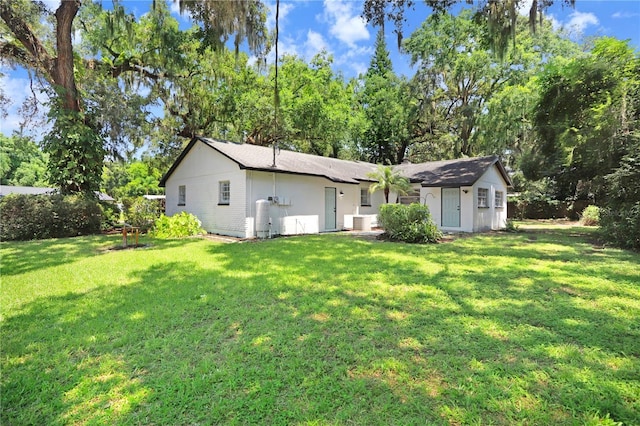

{"left": 358, "top": 29, "right": 410, "bottom": 164}
{"left": 0, "top": 0, "right": 266, "bottom": 192}
{"left": 404, "top": 11, "right": 579, "bottom": 162}
{"left": 230, "top": 52, "right": 359, "bottom": 159}
{"left": 404, "top": 10, "right": 506, "bottom": 160}
{"left": 529, "top": 37, "right": 640, "bottom": 201}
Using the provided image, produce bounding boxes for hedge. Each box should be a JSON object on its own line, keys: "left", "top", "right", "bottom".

{"left": 0, "top": 193, "right": 103, "bottom": 241}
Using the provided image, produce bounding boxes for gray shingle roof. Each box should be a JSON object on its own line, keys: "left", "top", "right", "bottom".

{"left": 394, "top": 155, "right": 511, "bottom": 187}
{"left": 160, "top": 137, "right": 511, "bottom": 187}
{"left": 165, "top": 137, "right": 379, "bottom": 184}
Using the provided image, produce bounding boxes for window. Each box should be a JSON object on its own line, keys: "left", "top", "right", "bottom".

{"left": 360, "top": 188, "right": 371, "bottom": 206}
{"left": 219, "top": 181, "right": 230, "bottom": 205}
{"left": 478, "top": 188, "right": 489, "bottom": 208}
{"left": 399, "top": 189, "right": 420, "bottom": 205}
{"left": 178, "top": 185, "right": 186, "bottom": 205}
{"left": 495, "top": 190, "right": 504, "bottom": 208}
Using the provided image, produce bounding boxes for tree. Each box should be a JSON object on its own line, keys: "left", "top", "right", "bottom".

{"left": 358, "top": 29, "right": 410, "bottom": 164}
{"left": 102, "top": 160, "right": 163, "bottom": 199}
{"left": 530, "top": 38, "right": 639, "bottom": 201}
{"left": 0, "top": 0, "right": 267, "bottom": 192}
{"left": 474, "top": 17, "right": 580, "bottom": 170}
{"left": 600, "top": 136, "right": 640, "bottom": 250}
{"left": 229, "top": 52, "right": 359, "bottom": 159}
{"left": 272, "top": 53, "right": 350, "bottom": 156}
{"left": 362, "top": 0, "right": 576, "bottom": 53}
{"left": 404, "top": 11, "right": 579, "bottom": 162}
{"left": 367, "top": 164, "right": 412, "bottom": 203}
{"left": 0, "top": 132, "right": 48, "bottom": 186}
{"left": 404, "top": 10, "right": 507, "bottom": 160}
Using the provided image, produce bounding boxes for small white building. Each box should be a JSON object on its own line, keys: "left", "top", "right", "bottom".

{"left": 159, "top": 137, "right": 511, "bottom": 238}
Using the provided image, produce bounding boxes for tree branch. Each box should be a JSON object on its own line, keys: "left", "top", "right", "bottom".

{"left": 0, "top": 41, "right": 41, "bottom": 71}
{"left": 0, "top": 1, "right": 55, "bottom": 78}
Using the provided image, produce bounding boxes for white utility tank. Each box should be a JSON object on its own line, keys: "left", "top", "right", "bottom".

{"left": 255, "top": 199, "right": 270, "bottom": 238}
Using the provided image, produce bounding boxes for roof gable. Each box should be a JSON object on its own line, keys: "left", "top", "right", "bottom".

{"left": 160, "top": 138, "right": 511, "bottom": 188}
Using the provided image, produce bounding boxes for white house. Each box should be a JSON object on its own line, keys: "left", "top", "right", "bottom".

{"left": 159, "top": 137, "right": 511, "bottom": 238}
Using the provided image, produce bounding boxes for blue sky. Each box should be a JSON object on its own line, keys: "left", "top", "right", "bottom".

{"left": 1, "top": 0, "right": 639, "bottom": 138}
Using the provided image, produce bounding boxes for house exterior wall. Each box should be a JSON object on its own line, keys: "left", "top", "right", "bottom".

{"left": 343, "top": 182, "right": 384, "bottom": 229}
{"left": 420, "top": 186, "right": 474, "bottom": 233}
{"left": 164, "top": 143, "right": 248, "bottom": 237}
{"left": 245, "top": 171, "right": 379, "bottom": 237}
{"left": 472, "top": 166, "right": 508, "bottom": 231}
{"left": 420, "top": 165, "right": 508, "bottom": 233}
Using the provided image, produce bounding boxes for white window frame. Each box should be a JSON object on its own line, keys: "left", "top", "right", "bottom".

{"left": 495, "top": 190, "right": 504, "bottom": 208}
{"left": 219, "top": 181, "right": 230, "bottom": 205}
{"left": 178, "top": 185, "right": 186, "bottom": 206}
{"left": 360, "top": 188, "right": 371, "bottom": 206}
{"left": 478, "top": 187, "right": 489, "bottom": 208}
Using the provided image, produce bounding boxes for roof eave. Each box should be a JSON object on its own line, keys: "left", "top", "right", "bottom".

{"left": 242, "top": 166, "right": 360, "bottom": 184}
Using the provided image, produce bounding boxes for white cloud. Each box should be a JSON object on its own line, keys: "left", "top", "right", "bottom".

{"left": 41, "top": 0, "right": 61, "bottom": 12}
{"left": 332, "top": 44, "right": 373, "bottom": 72}
{"left": 612, "top": 11, "right": 640, "bottom": 19}
{"left": 349, "top": 62, "right": 367, "bottom": 76}
{"left": 322, "top": 0, "right": 369, "bottom": 47}
{"left": 566, "top": 11, "right": 599, "bottom": 33}
{"left": 304, "top": 30, "right": 330, "bottom": 59}
{"left": 267, "top": 1, "right": 295, "bottom": 31}
{"left": 278, "top": 35, "right": 300, "bottom": 58}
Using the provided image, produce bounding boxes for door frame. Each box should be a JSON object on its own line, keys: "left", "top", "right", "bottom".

{"left": 441, "top": 187, "right": 461, "bottom": 228}
{"left": 324, "top": 187, "right": 337, "bottom": 230}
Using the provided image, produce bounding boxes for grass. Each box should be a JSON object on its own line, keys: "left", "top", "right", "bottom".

{"left": 1, "top": 225, "right": 639, "bottom": 425}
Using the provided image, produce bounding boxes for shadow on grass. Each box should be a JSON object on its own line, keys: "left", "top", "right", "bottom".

{"left": 0, "top": 235, "right": 206, "bottom": 276}
{"left": 2, "top": 229, "right": 639, "bottom": 424}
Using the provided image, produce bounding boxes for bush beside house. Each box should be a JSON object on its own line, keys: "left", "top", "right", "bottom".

{"left": 378, "top": 203, "right": 442, "bottom": 243}
{"left": 151, "top": 212, "right": 206, "bottom": 239}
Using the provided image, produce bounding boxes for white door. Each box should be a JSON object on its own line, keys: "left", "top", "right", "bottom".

{"left": 324, "top": 187, "right": 337, "bottom": 230}
{"left": 442, "top": 188, "right": 460, "bottom": 227}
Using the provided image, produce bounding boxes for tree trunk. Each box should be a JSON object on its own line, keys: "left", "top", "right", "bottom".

{"left": 53, "top": 0, "right": 82, "bottom": 113}
{"left": 0, "top": 0, "right": 82, "bottom": 113}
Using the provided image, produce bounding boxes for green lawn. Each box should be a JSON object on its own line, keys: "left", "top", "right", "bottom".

{"left": 2, "top": 225, "right": 639, "bottom": 425}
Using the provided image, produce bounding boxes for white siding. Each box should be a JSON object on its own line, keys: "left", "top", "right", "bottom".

{"left": 245, "top": 171, "right": 376, "bottom": 236}
{"left": 420, "top": 187, "right": 474, "bottom": 233}
{"left": 472, "top": 166, "right": 508, "bottom": 232}
{"left": 164, "top": 143, "right": 248, "bottom": 237}
{"left": 419, "top": 165, "right": 508, "bottom": 233}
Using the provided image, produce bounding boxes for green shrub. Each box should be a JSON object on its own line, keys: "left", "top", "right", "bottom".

{"left": 152, "top": 212, "right": 206, "bottom": 239}
{"left": 0, "top": 193, "right": 102, "bottom": 241}
{"left": 504, "top": 218, "right": 520, "bottom": 232}
{"left": 581, "top": 205, "right": 600, "bottom": 226}
{"left": 599, "top": 204, "right": 640, "bottom": 251}
{"left": 378, "top": 203, "right": 442, "bottom": 243}
{"left": 99, "top": 201, "right": 120, "bottom": 231}
{"left": 122, "top": 197, "right": 161, "bottom": 231}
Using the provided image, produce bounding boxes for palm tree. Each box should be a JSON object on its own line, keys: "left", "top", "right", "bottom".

{"left": 367, "top": 165, "right": 412, "bottom": 203}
